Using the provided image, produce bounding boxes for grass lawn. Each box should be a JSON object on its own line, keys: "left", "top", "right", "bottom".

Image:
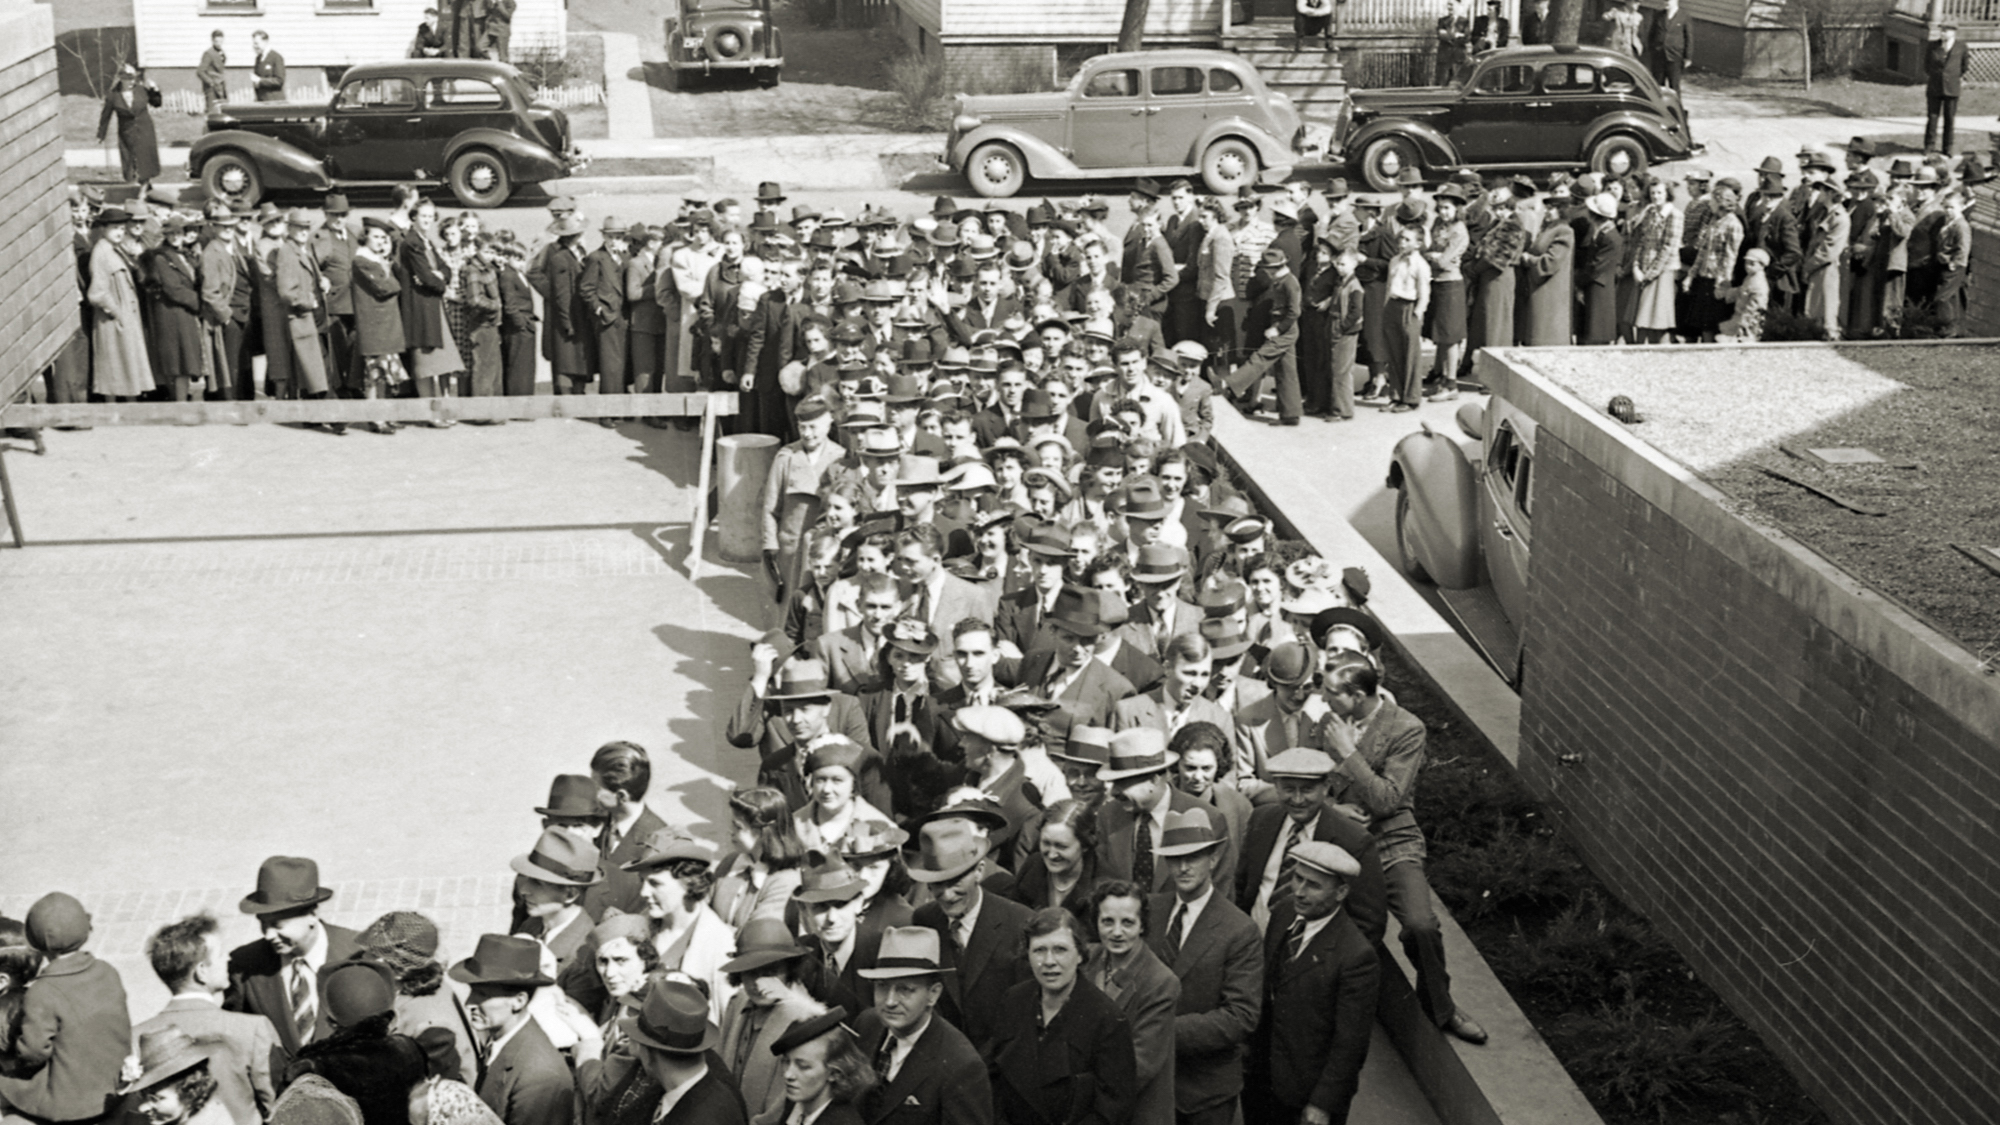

{"left": 1684, "top": 70, "right": 2000, "bottom": 118}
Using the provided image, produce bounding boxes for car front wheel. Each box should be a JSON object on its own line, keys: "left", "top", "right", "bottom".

{"left": 201, "top": 150, "right": 263, "bottom": 208}
{"left": 965, "top": 141, "right": 1025, "bottom": 198}
{"left": 1360, "top": 135, "right": 1420, "bottom": 193}
{"left": 448, "top": 148, "right": 512, "bottom": 209}
{"left": 1200, "top": 138, "right": 1259, "bottom": 195}
{"left": 1589, "top": 133, "right": 1648, "bottom": 179}
{"left": 1395, "top": 488, "right": 1433, "bottom": 583}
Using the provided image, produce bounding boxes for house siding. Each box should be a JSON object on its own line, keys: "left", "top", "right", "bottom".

{"left": 944, "top": 0, "right": 1221, "bottom": 40}
{"left": 133, "top": 0, "right": 563, "bottom": 72}
{"left": 0, "top": 0, "right": 76, "bottom": 407}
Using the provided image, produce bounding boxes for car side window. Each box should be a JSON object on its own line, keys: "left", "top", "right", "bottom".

{"left": 1539, "top": 63, "right": 1597, "bottom": 93}
{"left": 1514, "top": 450, "right": 1535, "bottom": 520}
{"left": 335, "top": 77, "right": 417, "bottom": 111}
{"left": 1473, "top": 64, "right": 1535, "bottom": 94}
{"left": 1600, "top": 65, "right": 1640, "bottom": 94}
{"left": 426, "top": 77, "right": 505, "bottom": 109}
{"left": 1151, "top": 66, "right": 1203, "bottom": 96}
{"left": 1083, "top": 69, "right": 1138, "bottom": 98}
{"left": 1488, "top": 424, "right": 1520, "bottom": 491}
{"left": 1208, "top": 67, "right": 1244, "bottom": 93}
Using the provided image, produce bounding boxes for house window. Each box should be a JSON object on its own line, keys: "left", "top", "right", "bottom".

{"left": 203, "top": 0, "right": 260, "bottom": 12}
{"left": 318, "top": 0, "right": 375, "bottom": 12}
{"left": 1150, "top": 66, "right": 1202, "bottom": 96}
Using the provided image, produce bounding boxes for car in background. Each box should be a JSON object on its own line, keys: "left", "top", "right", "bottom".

{"left": 191, "top": 59, "right": 584, "bottom": 209}
{"left": 944, "top": 48, "right": 1305, "bottom": 198}
{"left": 1339, "top": 44, "right": 1700, "bottom": 192}
{"left": 662, "top": 0, "right": 783, "bottom": 90}
{"left": 1388, "top": 397, "right": 1535, "bottom": 685}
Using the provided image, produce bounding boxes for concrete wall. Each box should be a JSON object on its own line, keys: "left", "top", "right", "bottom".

{"left": 0, "top": 0, "right": 78, "bottom": 407}
{"left": 1484, "top": 348, "right": 2000, "bottom": 1125}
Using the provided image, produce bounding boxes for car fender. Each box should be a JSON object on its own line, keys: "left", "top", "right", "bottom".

{"left": 953, "top": 126, "right": 1078, "bottom": 179}
{"left": 443, "top": 127, "right": 565, "bottom": 183}
{"left": 1389, "top": 425, "right": 1483, "bottom": 589}
{"left": 1582, "top": 112, "right": 1688, "bottom": 160}
{"left": 190, "top": 130, "right": 330, "bottom": 191}
{"left": 1342, "top": 117, "right": 1459, "bottom": 168}
{"left": 1178, "top": 118, "right": 1291, "bottom": 170}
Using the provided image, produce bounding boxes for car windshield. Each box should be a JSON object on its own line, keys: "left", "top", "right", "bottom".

{"left": 684, "top": 0, "right": 760, "bottom": 9}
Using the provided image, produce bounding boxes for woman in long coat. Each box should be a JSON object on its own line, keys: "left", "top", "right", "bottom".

{"left": 1801, "top": 181, "right": 1850, "bottom": 338}
{"left": 1464, "top": 193, "right": 1526, "bottom": 357}
{"left": 86, "top": 209, "right": 155, "bottom": 399}
{"left": 96, "top": 65, "right": 161, "bottom": 188}
{"left": 146, "top": 217, "right": 208, "bottom": 399}
{"left": 1576, "top": 194, "right": 1625, "bottom": 345}
{"left": 990, "top": 909, "right": 1136, "bottom": 1125}
{"left": 400, "top": 197, "right": 461, "bottom": 400}
{"left": 1516, "top": 202, "right": 1575, "bottom": 346}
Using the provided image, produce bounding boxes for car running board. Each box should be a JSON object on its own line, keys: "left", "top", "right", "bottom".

{"left": 1437, "top": 585, "right": 1522, "bottom": 689}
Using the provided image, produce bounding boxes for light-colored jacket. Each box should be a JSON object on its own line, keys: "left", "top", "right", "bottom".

{"left": 87, "top": 238, "right": 154, "bottom": 398}
{"left": 718, "top": 990, "right": 826, "bottom": 1122}
{"left": 1197, "top": 222, "right": 1237, "bottom": 319}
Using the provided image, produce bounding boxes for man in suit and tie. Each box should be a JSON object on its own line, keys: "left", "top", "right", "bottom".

{"left": 907, "top": 819, "right": 1032, "bottom": 1056}
{"left": 817, "top": 571, "right": 904, "bottom": 696}
{"left": 892, "top": 523, "right": 991, "bottom": 689}
{"left": 993, "top": 521, "right": 1070, "bottom": 658}
{"left": 312, "top": 193, "right": 358, "bottom": 395}
{"left": 581, "top": 218, "right": 631, "bottom": 408}
{"left": 793, "top": 854, "right": 881, "bottom": 1015}
{"left": 580, "top": 742, "right": 667, "bottom": 920}
{"left": 1246, "top": 842, "right": 1379, "bottom": 1125}
{"left": 1231, "top": 641, "right": 1322, "bottom": 795}
{"left": 509, "top": 828, "right": 601, "bottom": 976}
{"left": 224, "top": 856, "right": 360, "bottom": 1069}
{"left": 996, "top": 585, "right": 1137, "bottom": 741}
{"left": 1114, "top": 630, "right": 1234, "bottom": 745}
{"left": 1146, "top": 808, "right": 1262, "bottom": 1125}
{"left": 1926, "top": 22, "right": 1970, "bottom": 155}
{"left": 855, "top": 927, "right": 994, "bottom": 1125}
{"left": 1122, "top": 544, "right": 1201, "bottom": 659}
{"left": 249, "top": 31, "right": 284, "bottom": 101}
{"left": 140, "top": 914, "right": 277, "bottom": 1125}
{"left": 1097, "top": 729, "right": 1236, "bottom": 897}
{"left": 951, "top": 261, "right": 1024, "bottom": 345}
{"left": 455, "top": 935, "right": 575, "bottom": 1125}
{"left": 730, "top": 656, "right": 887, "bottom": 814}
{"left": 1233, "top": 748, "right": 1387, "bottom": 943}
{"left": 587, "top": 979, "right": 746, "bottom": 1125}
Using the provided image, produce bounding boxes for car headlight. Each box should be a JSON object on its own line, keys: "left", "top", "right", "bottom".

{"left": 952, "top": 115, "right": 980, "bottom": 133}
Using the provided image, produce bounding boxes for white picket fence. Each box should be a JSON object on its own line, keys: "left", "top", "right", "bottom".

{"left": 160, "top": 81, "right": 603, "bottom": 116}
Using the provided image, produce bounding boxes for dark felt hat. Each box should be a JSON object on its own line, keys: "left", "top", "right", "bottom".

{"left": 535, "top": 774, "right": 608, "bottom": 820}
{"left": 621, "top": 981, "right": 718, "bottom": 1055}
{"left": 449, "top": 934, "right": 553, "bottom": 988}
{"left": 240, "top": 857, "right": 334, "bottom": 915}
{"left": 770, "top": 1007, "right": 853, "bottom": 1056}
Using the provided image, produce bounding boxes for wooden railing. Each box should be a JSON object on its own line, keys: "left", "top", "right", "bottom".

{"left": 1892, "top": 0, "right": 2000, "bottom": 23}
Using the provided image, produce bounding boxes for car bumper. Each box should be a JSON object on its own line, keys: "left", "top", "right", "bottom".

{"left": 674, "top": 57, "right": 782, "bottom": 72}
{"left": 564, "top": 147, "right": 591, "bottom": 174}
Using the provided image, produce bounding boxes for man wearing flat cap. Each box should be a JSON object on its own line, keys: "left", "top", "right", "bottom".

{"left": 225, "top": 857, "right": 359, "bottom": 1067}
{"left": 853, "top": 927, "right": 993, "bottom": 1124}
{"left": 1247, "top": 840, "right": 1379, "bottom": 1125}
{"left": 1144, "top": 807, "right": 1262, "bottom": 1125}
{"left": 1234, "top": 748, "right": 1387, "bottom": 943}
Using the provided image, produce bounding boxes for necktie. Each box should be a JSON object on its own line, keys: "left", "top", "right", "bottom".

{"left": 874, "top": 1035, "right": 897, "bottom": 1082}
{"left": 1269, "top": 818, "right": 1308, "bottom": 915}
{"left": 1285, "top": 914, "right": 1309, "bottom": 962}
{"left": 1164, "top": 904, "right": 1186, "bottom": 951}
{"left": 1132, "top": 817, "right": 1155, "bottom": 891}
{"left": 288, "top": 958, "right": 316, "bottom": 1045}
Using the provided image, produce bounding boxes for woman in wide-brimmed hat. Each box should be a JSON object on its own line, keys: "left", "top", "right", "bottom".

{"left": 620, "top": 829, "right": 736, "bottom": 1025}
{"left": 123, "top": 1028, "right": 229, "bottom": 1125}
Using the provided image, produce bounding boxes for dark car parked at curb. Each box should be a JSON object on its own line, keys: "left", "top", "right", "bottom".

{"left": 1339, "top": 44, "right": 1701, "bottom": 191}
{"left": 662, "top": 0, "right": 783, "bottom": 90}
{"left": 190, "top": 59, "right": 586, "bottom": 209}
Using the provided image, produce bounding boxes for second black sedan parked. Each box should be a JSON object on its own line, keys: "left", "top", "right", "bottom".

{"left": 1338, "top": 44, "right": 1701, "bottom": 191}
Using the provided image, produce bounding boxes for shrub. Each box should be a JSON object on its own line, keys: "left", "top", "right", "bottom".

{"left": 1428, "top": 816, "right": 1590, "bottom": 922}
{"left": 1760, "top": 306, "right": 1828, "bottom": 342}
{"left": 1556, "top": 996, "right": 1753, "bottom": 1120}
{"left": 885, "top": 51, "right": 948, "bottom": 130}
{"left": 515, "top": 42, "right": 601, "bottom": 91}
{"left": 1493, "top": 892, "right": 1681, "bottom": 1011}
{"left": 957, "top": 53, "right": 1056, "bottom": 96}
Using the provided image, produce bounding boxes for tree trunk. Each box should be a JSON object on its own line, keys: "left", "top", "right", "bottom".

{"left": 1117, "top": 0, "right": 1150, "bottom": 52}
{"left": 1549, "top": 0, "right": 1583, "bottom": 45}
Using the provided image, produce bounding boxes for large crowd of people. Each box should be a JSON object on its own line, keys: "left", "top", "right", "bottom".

{"left": 11, "top": 137, "right": 1996, "bottom": 1125}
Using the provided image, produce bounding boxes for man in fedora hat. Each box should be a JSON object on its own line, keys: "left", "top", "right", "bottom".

{"left": 717, "top": 918, "right": 819, "bottom": 1116}
{"left": 993, "top": 520, "right": 1072, "bottom": 659}
{"left": 995, "top": 585, "right": 1137, "bottom": 739}
{"left": 1246, "top": 840, "right": 1378, "bottom": 1125}
{"left": 1096, "top": 728, "right": 1235, "bottom": 896}
{"left": 1225, "top": 248, "right": 1303, "bottom": 425}
{"left": 511, "top": 828, "right": 603, "bottom": 974}
{"left": 581, "top": 217, "right": 631, "bottom": 416}
{"left": 139, "top": 913, "right": 280, "bottom": 1125}
{"left": 1145, "top": 807, "right": 1262, "bottom": 1125}
{"left": 1122, "top": 544, "right": 1199, "bottom": 658}
{"left": 1233, "top": 748, "right": 1386, "bottom": 943}
{"left": 585, "top": 980, "right": 744, "bottom": 1125}
{"left": 542, "top": 214, "right": 596, "bottom": 394}
{"left": 313, "top": 193, "right": 358, "bottom": 396}
{"left": 225, "top": 857, "right": 359, "bottom": 1065}
{"left": 1229, "top": 640, "right": 1324, "bottom": 790}
{"left": 454, "top": 935, "right": 574, "bottom": 1125}
{"left": 1925, "top": 21, "right": 1969, "bottom": 155}
{"left": 854, "top": 927, "right": 992, "bottom": 1124}
{"left": 791, "top": 853, "right": 877, "bottom": 1015}
{"left": 906, "top": 818, "right": 1033, "bottom": 1056}
{"left": 729, "top": 655, "right": 884, "bottom": 814}
{"left": 1115, "top": 630, "right": 1235, "bottom": 746}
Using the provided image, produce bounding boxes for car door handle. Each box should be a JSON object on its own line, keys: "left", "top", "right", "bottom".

{"left": 1130, "top": 108, "right": 1146, "bottom": 116}
{"left": 1493, "top": 519, "right": 1515, "bottom": 540}
{"left": 1523, "top": 100, "right": 1552, "bottom": 108}
{"left": 1145, "top": 106, "right": 1161, "bottom": 114}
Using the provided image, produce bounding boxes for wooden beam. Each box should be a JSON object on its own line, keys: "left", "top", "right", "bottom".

{"left": 0, "top": 445, "right": 22, "bottom": 548}
{"left": 0, "top": 393, "right": 742, "bottom": 428}
{"left": 689, "top": 395, "right": 717, "bottom": 579}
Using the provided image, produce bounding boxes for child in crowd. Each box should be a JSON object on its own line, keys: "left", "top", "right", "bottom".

{"left": 1717, "top": 247, "right": 1770, "bottom": 341}
{"left": 498, "top": 235, "right": 540, "bottom": 397}
{"left": 0, "top": 894, "right": 131, "bottom": 1124}
{"left": 1329, "top": 247, "right": 1366, "bottom": 420}
{"left": 461, "top": 234, "right": 504, "bottom": 407}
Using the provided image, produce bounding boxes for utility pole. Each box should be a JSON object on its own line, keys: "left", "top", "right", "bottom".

{"left": 1548, "top": 0, "right": 1582, "bottom": 44}
{"left": 1117, "top": 0, "right": 1150, "bottom": 52}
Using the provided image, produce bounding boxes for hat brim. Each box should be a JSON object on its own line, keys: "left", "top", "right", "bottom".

{"left": 1153, "top": 837, "right": 1226, "bottom": 858}
{"left": 119, "top": 1045, "right": 215, "bottom": 1096}
{"left": 621, "top": 1017, "right": 720, "bottom": 1056}
{"left": 447, "top": 959, "right": 554, "bottom": 989}
{"left": 1207, "top": 638, "right": 1253, "bottom": 661}
{"left": 855, "top": 962, "right": 951, "bottom": 980}
{"left": 794, "top": 882, "right": 868, "bottom": 904}
{"left": 768, "top": 687, "right": 835, "bottom": 702}
{"left": 903, "top": 854, "right": 983, "bottom": 884}
{"left": 1096, "top": 752, "right": 1180, "bottom": 782}
{"left": 239, "top": 888, "right": 334, "bottom": 916}
{"left": 509, "top": 854, "right": 603, "bottom": 888}
{"left": 720, "top": 946, "right": 806, "bottom": 974}
{"left": 532, "top": 804, "right": 608, "bottom": 821}
{"left": 1043, "top": 614, "right": 1107, "bottom": 639}
{"left": 1132, "top": 566, "right": 1187, "bottom": 585}
{"left": 620, "top": 851, "right": 713, "bottom": 874}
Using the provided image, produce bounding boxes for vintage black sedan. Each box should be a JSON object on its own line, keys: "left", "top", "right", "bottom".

{"left": 662, "top": 0, "right": 783, "bottom": 90}
{"left": 1340, "top": 44, "right": 1700, "bottom": 192}
{"left": 190, "top": 60, "right": 586, "bottom": 209}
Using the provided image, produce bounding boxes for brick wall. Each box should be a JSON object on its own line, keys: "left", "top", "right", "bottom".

{"left": 0, "top": 0, "right": 76, "bottom": 407}
{"left": 1511, "top": 413, "right": 2000, "bottom": 1124}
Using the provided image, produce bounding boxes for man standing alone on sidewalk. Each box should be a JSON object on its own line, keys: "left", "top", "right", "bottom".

{"left": 197, "top": 31, "right": 228, "bottom": 114}
{"left": 1925, "top": 23, "right": 1969, "bottom": 155}
{"left": 251, "top": 31, "right": 285, "bottom": 102}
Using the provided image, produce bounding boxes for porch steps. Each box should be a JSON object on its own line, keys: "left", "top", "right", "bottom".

{"left": 1223, "top": 27, "right": 1350, "bottom": 115}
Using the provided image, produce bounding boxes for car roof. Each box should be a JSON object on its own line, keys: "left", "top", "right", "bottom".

{"left": 1084, "top": 48, "right": 1255, "bottom": 69}
{"left": 1472, "top": 44, "right": 1641, "bottom": 66}
{"left": 339, "top": 59, "right": 522, "bottom": 83}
